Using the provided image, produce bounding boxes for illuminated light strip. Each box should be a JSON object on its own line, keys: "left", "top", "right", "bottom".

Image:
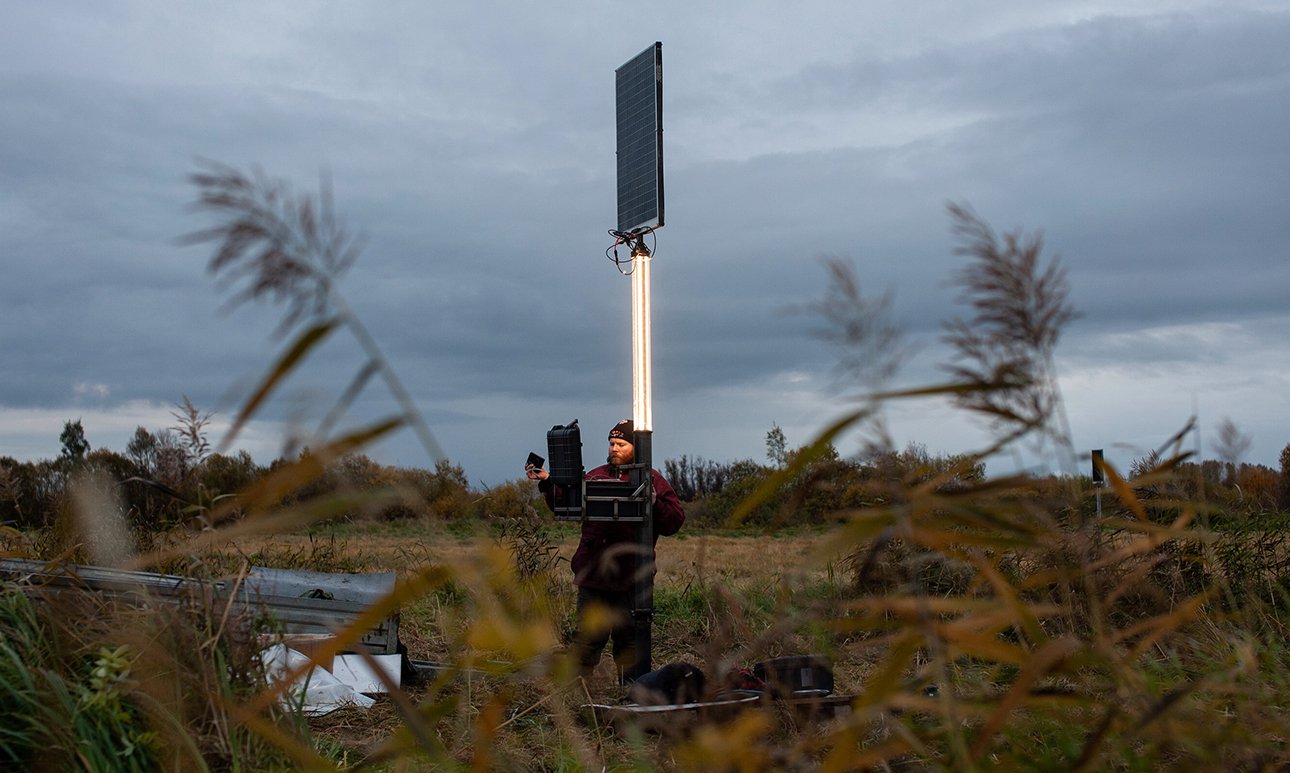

{"left": 631, "top": 251, "right": 653, "bottom": 432}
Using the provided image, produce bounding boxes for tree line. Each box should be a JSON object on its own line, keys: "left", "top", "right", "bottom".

{"left": 3, "top": 414, "right": 1289, "bottom": 538}
{"left": 0, "top": 412, "right": 478, "bottom": 535}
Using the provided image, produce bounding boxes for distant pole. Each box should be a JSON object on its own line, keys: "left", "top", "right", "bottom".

{"left": 1091, "top": 449, "right": 1105, "bottom": 524}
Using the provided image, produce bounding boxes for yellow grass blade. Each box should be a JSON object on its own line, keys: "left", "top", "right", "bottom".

{"left": 856, "top": 632, "right": 923, "bottom": 702}
{"left": 969, "top": 636, "right": 1084, "bottom": 761}
{"left": 1114, "top": 593, "right": 1209, "bottom": 658}
{"left": 209, "top": 416, "right": 405, "bottom": 523}
{"left": 219, "top": 318, "right": 340, "bottom": 452}
{"left": 126, "top": 488, "right": 401, "bottom": 571}
{"left": 728, "top": 407, "right": 871, "bottom": 526}
{"left": 1100, "top": 456, "right": 1148, "bottom": 521}
{"left": 241, "top": 563, "right": 455, "bottom": 717}
{"left": 969, "top": 552, "right": 1048, "bottom": 643}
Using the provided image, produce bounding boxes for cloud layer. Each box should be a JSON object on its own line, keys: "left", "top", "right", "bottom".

{"left": 2, "top": 2, "right": 1288, "bottom": 483}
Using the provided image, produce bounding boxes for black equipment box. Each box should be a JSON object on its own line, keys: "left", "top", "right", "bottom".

{"left": 552, "top": 477, "right": 649, "bottom": 523}
{"left": 754, "top": 655, "right": 834, "bottom": 697}
{"left": 545, "top": 419, "right": 649, "bottom": 523}
{"left": 546, "top": 420, "right": 584, "bottom": 485}
{"left": 585, "top": 478, "right": 646, "bottom": 520}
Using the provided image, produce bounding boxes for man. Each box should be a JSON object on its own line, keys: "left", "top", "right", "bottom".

{"left": 527, "top": 419, "right": 685, "bottom": 681}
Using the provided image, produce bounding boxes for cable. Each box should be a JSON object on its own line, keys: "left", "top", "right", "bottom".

{"left": 605, "top": 228, "right": 658, "bottom": 276}
{"left": 605, "top": 230, "right": 633, "bottom": 274}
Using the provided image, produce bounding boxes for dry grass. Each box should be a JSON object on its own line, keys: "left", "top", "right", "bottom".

{"left": 220, "top": 528, "right": 838, "bottom": 582}
{"left": 192, "top": 525, "right": 844, "bottom": 662}
{"left": 86, "top": 522, "right": 859, "bottom": 768}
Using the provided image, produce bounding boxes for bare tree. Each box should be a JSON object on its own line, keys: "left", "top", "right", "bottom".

{"left": 1214, "top": 417, "right": 1251, "bottom": 487}
{"left": 1213, "top": 417, "right": 1251, "bottom": 465}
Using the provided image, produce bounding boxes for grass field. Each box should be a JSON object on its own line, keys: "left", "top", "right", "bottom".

{"left": 140, "top": 505, "right": 1290, "bottom": 771}
{"left": 223, "top": 521, "right": 850, "bottom": 676}
{"left": 177, "top": 519, "right": 869, "bottom": 769}
{"left": 10, "top": 455, "right": 1290, "bottom": 769}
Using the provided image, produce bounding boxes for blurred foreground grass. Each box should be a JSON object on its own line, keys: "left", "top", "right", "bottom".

{"left": 7, "top": 505, "right": 1290, "bottom": 770}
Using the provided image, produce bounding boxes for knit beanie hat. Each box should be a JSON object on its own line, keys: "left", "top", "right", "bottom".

{"left": 609, "top": 419, "right": 634, "bottom": 442}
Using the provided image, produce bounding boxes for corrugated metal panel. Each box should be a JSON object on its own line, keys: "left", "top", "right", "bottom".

{"left": 0, "top": 558, "right": 400, "bottom": 654}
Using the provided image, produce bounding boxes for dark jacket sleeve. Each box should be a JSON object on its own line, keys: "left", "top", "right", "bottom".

{"left": 537, "top": 477, "right": 559, "bottom": 511}
{"left": 651, "top": 469, "right": 685, "bottom": 536}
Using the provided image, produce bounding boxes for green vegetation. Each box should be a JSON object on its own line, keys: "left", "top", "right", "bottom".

{"left": 3, "top": 166, "right": 1290, "bottom": 769}
{"left": 0, "top": 578, "right": 295, "bottom": 770}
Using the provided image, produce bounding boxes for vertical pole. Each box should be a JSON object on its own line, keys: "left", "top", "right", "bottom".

{"left": 630, "top": 243, "right": 653, "bottom": 681}
{"left": 632, "top": 429, "right": 653, "bottom": 681}
{"left": 1089, "top": 449, "right": 1105, "bottom": 529}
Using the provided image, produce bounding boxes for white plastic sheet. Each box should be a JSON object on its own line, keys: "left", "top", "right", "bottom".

{"left": 331, "top": 653, "right": 401, "bottom": 694}
{"left": 259, "top": 643, "right": 376, "bottom": 716}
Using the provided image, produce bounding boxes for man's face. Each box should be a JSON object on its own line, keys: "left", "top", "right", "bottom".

{"left": 608, "top": 438, "right": 634, "bottom": 466}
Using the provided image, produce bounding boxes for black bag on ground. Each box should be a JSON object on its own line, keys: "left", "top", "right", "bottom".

{"left": 627, "top": 662, "right": 707, "bottom": 706}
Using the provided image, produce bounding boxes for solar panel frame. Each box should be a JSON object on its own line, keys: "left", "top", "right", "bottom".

{"left": 616, "top": 42, "right": 664, "bottom": 234}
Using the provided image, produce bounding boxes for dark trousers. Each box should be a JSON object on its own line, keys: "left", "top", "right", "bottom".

{"left": 574, "top": 586, "right": 640, "bottom": 681}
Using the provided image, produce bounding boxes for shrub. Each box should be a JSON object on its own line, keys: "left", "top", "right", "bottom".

{"left": 664, "top": 455, "right": 742, "bottom": 502}
{"left": 0, "top": 585, "right": 291, "bottom": 770}
{"left": 686, "top": 459, "right": 778, "bottom": 527}
{"left": 470, "top": 479, "right": 542, "bottom": 523}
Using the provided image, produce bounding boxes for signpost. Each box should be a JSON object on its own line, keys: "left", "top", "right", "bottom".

{"left": 1091, "top": 449, "right": 1105, "bottom": 522}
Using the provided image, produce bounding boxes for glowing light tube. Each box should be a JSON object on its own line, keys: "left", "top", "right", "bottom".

{"left": 631, "top": 251, "right": 652, "bottom": 432}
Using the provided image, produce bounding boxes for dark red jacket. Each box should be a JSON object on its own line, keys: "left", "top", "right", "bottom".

{"left": 540, "top": 464, "right": 685, "bottom": 592}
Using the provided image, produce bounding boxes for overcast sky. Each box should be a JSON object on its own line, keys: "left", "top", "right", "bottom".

{"left": 3, "top": 1, "right": 1288, "bottom": 485}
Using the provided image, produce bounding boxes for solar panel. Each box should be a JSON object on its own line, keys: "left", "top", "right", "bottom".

{"left": 616, "top": 42, "right": 664, "bottom": 234}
